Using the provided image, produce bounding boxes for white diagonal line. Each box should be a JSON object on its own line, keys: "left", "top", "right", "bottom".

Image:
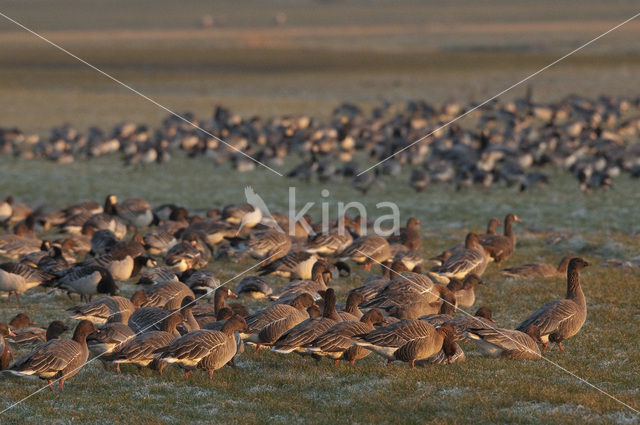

{"left": 357, "top": 11, "right": 640, "bottom": 176}
{"left": 0, "top": 11, "right": 283, "bottom": 177}
{"left": 355, "top": 250, "right": 639, "bottom": 414}
{"left": 0, "top": 250, "right": 281, "bottom": 415}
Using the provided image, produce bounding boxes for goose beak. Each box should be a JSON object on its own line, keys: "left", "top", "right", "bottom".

{"left": 8, "top": 329, "right": 16, "bottom": 337}
{"left": 514, "top": 216, "right": 522, "bottom": 223}
{"left": 229, "top": 291, "right": 238, "bottom": 298}
{"left": 584, "top": 261, "right": 591, "bottom": 267}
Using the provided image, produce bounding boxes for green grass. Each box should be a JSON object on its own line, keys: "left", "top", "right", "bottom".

{"left": 1, "top": 157, "right": 639, "bottom": 424}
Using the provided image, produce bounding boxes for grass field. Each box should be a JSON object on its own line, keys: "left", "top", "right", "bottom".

{"left": 1, "top": 1, "right": 640, "bottom": 423}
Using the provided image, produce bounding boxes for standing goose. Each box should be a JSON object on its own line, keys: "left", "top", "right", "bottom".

{"left": 481, "top": 213, "right": 521, "bottom": 266}
{"left": 86, "top": 322, "right": 135, "bottom": 370}
{"left": 53, "top": 265, "right": 119, "bottom": 302}
{"left": 305, "top": 228, "right": 353, "bottom": 256}
{"left": 433, "top": 233, "right": 488, "bottom": 279}
{"left": 272, "top": 288, "right": 342, "bottom": 354}
{"left": 154, "top": 315, "right": 247, "bottom": 379}
{"left": 191, "top": 287, "right": 240, "bottom": 321}
{"left": 432, "top": 217, "right": 501, "bottom": 261}
{"left": 339, "top": 235, "right": 392, "bottom": 271}
{"left": 465, "top": 325, "right": 542, "bottom": 360}
{"left": 143, "top": 280, "right": 195, "bottom": 310}
{"left": 305, "top": 309, "right": 386, "bottom": 365}
{"left": 339, "top": 291, "right": 365, "bottom": 319}
{"left": 516, "top": 257, "right": 590, "bottom": 352}
{"left": 80, "top": 240, "right": 152, "bottom": 282}
{"left": 350, "top": 260, "right": 410, "bottom": 301}
{"left": 392, "top": 323, "right": 457, "bottom": 367}
{"left": 234, "top": 230, "right": 291, "bottom": 264}
{"left": 259, "top": 251, "right": 319, "bottom": 280}
{"left": 1, "top": 323, "right": 16, "bottom": 369}
{"left": 111, "top": 311, "right": 182, "bottom": 374}
{"left": 501, "top": 256, "right": 572, "bottom": 279}
{"left": 67, "top": 290, "right": 147, "bottom": 325}
{"left": 7, "top": 320, "right": 69, "bottom": 347}
{"left": 447, "top": 274, "right": 485, "bottom": 308}
{"left": 244, "top": 295, "right": 317, "bottom": 352}
{"left": 387, "top": 217, "right": 422, "bottom": 251}
{"left": 268, "top": 261, "right": 335, "bottom": 304}
{"left": 6, "top": 320, "right": 97, "bottom": 391}
{"left": 0, "top": 262, "right": 53, "bottom": 304}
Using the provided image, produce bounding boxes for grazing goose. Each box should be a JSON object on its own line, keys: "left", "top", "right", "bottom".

{"left": 245, "top": 298, "right": 317, "bottom": 352}
{"left": 137, "top": 266, "right": 178, "bottom": 285}
{"left": 305, "top": 309, "right": 386, "bottom": 365}
{"left": 465, "top": 325, "right": 542, "bottom": 360}
{"left": 111, "top": 311, "right": 182, "bottom": 374}
{"left": 53, "top": 265, "right": 119, "bottom": 302}
{"left": 82, "top": 195, "right": 127, "bottom": 239}
{"left": 165, "top": 240, "right": 208, "bottom": 272}
{"left": 433, "top": 233, "right": 488, "bottom": 280}
{"left": 268, "top": 261, "right": 335, "bottom": 304}
{"left": 447, "top": 274, "right": 484, "bottom": 308}
{"left": 0, "top": 262, "right": 53, "bottom": 304}
{"left": 128, "top": 306, "right": 171, "bottom": 334}
{"left": 1, "top": 323, "right": 16, "bottom": 369}
{"left": 392, "top": 250, "right": 424, "bottom": 272}
{"left": 116, "top": 198, "right": 153, "bottom": 228}
{"left": 232, "top": 230, "right": 291, "bottom": 264}
{"left": 354, "top": 320, "right": 457, "bottom": 367}
{"left": 481, "top": 213, "right": 521, "bottom": 266}
{"left": 143, "top": 280, "right": 195, "bottom": 310}
{"left": 80, "top": 240, "right": 152, "bottom": 282}
{"left": 6, "top": 320, "right": 97, "bottom": 391}
{"left": 7, "top": 320, "right": 69, "bottom": 347}
{"left": 234, "top": 276, "right": 273, "bottom": 299}
{"left": 349, "top": 260, "right": 410, "bottom": 301}
{"left": 143, "top": 228, "right": 177, "bottom": 255}
{"left": 305, "top": 228, "right": 353, "bottom": 256}
{"left": 516, "top": 258, "right": 590, "bottom": 352}
{"left": 154, "top": 314, "right": 247, "bottom": 379}
{"left": 272, "top": 288, "right": 342, "bottom": 354}
{"left": 86, "top": 322, "right": 135, "bottom": 370}
{"left": 67, "top": 290, "right": 147, "bottom": 325}
{"left": 182, "top": 270, "right": 221, "bottom": 300}
{"left": 259, "top": 251, "right": 319, "bottom": 280}
{"left": 501, "top": 256, "right": 572, "bottom": 278}
{"left": 339, "top": 235, "right": 392, "bottom": 271}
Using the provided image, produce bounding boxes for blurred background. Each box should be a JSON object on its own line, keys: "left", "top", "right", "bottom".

{"left": 1, "top": 0, "right": 639, "bottom": 134}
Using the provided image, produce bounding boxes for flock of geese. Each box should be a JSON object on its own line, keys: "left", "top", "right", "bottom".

{"left": 0, "top": 194, "right": 591, "bottom": 390}
{"left": 2, "top": 94, "right": 640, "bottom": 192}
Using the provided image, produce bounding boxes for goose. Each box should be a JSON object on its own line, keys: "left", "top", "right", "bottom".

{"left": 305, "top": 228, "right": 353, "bottom": 256}
{"left": 12, "top": 213, "right": 37, "bottom": 238}
{"left": 82, "top": 195, "right": 127, "bottom": 239}
{"left": 304, "top": 309, "right": 386, "bottom": 365}
{"left": 6, "top": 320, "right": 97, "bottom": 391}
{"left": 7, "top": 320, "right": 69, "bottom": 347}
{"left": 67, "top": 290, "right": 147, "bottom": 325}
{"left": 80, "top": 240, "right": 152, "bottom": 282}
{"left": 111, "top": 311, "right": 182, "bottom": 374}
{"left": 432, "top": 233, "right": 488, "bottom": 280}
{"left": 349, "top": 259, "right": 410, "bottom": 301}
{"left": 230, "top": 229, "right": 291, "bottom": 264}
{"left": 272, "top": 288, "right": 342, "bottom": 354}
{"left": 142, "top": 228, "right": 177, "bottom": 255}
{"left": 165, "top": 240, "right": 208, "bottom": 272}
{"left": 87, "top": 322, "right": 135, "bottom": 370}
{"left": 432, "top": 217, "right": 501, "bottom": 261}
{"left": 136, "top": 266, "right": 178, "bottom": 285}
{"left": 481, "top": 213, "right": 521, "bottom": 266}
{"left": 392, "top": 250, "right": 424, "bottom": 272}
{"left": 222, "top": 203, "right": 262, "bottom": 229}
{"left": 37, "top": 246, "right": 70, "bottom": 273}
{"left": 8, "top": 312, "right": 35, "bottom": 329}
{"left": 182, "top": 270, "right": 221, "bottom": 300}
{"left": 1, "top": 322, "right": 16, "bottom": 369}
{"left": 143, "top": 280, "right": 195, "bottom": 310}
{"left": 339, "top": 291, "right": 364, "bottom": 319}
{"left": 268, "top": 261, "right": 335, "bottom": 304}
{"left": 339, "top": 235, "right": 392, "bottom": 271}
{"left": 354, "top": 320, "right": 457, "bottom": 367}
{"left": 116, "top": 198, "right": 153, "bottom": 228}
{"left": 516, "top": 258, "right": 590, "bottom": 352}
{"left": 234, "top": 276, "right": 273, "bottom": 299}
{"left": 46, "top": 200, "right": 102, "bottom": 229}
{"left": 153, "top": 314, "right": 248, "bottom": 379}
{"left": 89, "top": 229, "right": 118, "bottom": 256}
{"left": 387, "top": 217, "right": 421, "bottom": 251}
{"left": 465, "top": 325, "right": 542, "bottom": 360}
{"left": 259, "top": 251, "right": 319, "bottom": 280}
{"left": 182, "top": 219, "right": 237, "bottom": 248}
{"left": 0, "top": 262, "right": 53, "bottom": 304}
{"left": 4, "top": 198, "right": 31, "bottom": 225}
{"left": 447, "top": 274, "right": 484, "bottom": 308}
{"left": 191, "top": 287, "right": 240, "bottom": 321}
{"left": 501, "top": 256, "right": 572, "bottom": 279}
{"left": 0, "top": 196, "right": 13, "bottom": 224}
{"left": 409, "top": 168, "right": 430, "bottom": 192}
{"left": 52, "top": 265, "right": 119, "bottom": 302}
{"left": 0, "top": 237, "right": 44, "bottom": 260}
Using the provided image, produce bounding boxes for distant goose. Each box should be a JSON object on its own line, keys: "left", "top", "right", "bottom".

{"left": 304, "top": 309, "right": 386, "bottom": 365}
{"left": 465, "top": 325, "right": 542, "bottom": 360}
{"left": 8, "top": 320, "right": 69, "bottom": 347}
{"left": 153, "top": 314, "right": 247, "bottom": 379}
{"left": 501, "top": 256, "right": 572, "bottom": 278}
{"left": 516, "top": 258, "right": 590, "bottom": 352}
{"left": 0, "top": 237, "right": 44, "bottom": 260}
{"left": 9, "top": 312, "right": 35, "bottom": 329}
{"left": 387, "top": 217, "right": 422, "bottom": 251}
{"left": 111, "top": 311, "right": 182, "bottom": 374}
{"left": 339, "top": 235, "right": 392, "bottom": 271}
{"left": 233, "top": 229, "right": 291, "bottom": 264}
{"left": 433, "top": 233, "right": 488, "bottom": 280}
{"left": 53, "top": 265, "right": 119, "bottom": 302}
{"left": 0, "top": 262, "right": 53, "bottom": 304}
{"left": 349, "top": 260, "right": 410, "bottom": 301}
{"left": 67, "top": 290, "right": 147, "bottom": 325}
{"left": 82, "top": 195, "right": 127, "bottom": 239}
{"left": 305, "top": 228, "right": 353, "bottom": 256}
{"left": 80, "top": 241, "right": 152, "bottom": 282}
{"left": 86, "top": 322, "right": 135, "bottom": 368}
{"left": 268, "top": 261, "right": 335, "bottom": 304}
{"left": 6, "top": 320, "right": 97, "bottom": 391}
{"left": 116, "top": 198, "right": 153, "bottom": 228}
{"left": 481, "top": 213, "right": 521, "bottom": 266}
{"left": 143, "top": 228, "right": 177, "bottom": 255}
{"left": 259, "top": 251, "right": 319, "bottom": 280}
